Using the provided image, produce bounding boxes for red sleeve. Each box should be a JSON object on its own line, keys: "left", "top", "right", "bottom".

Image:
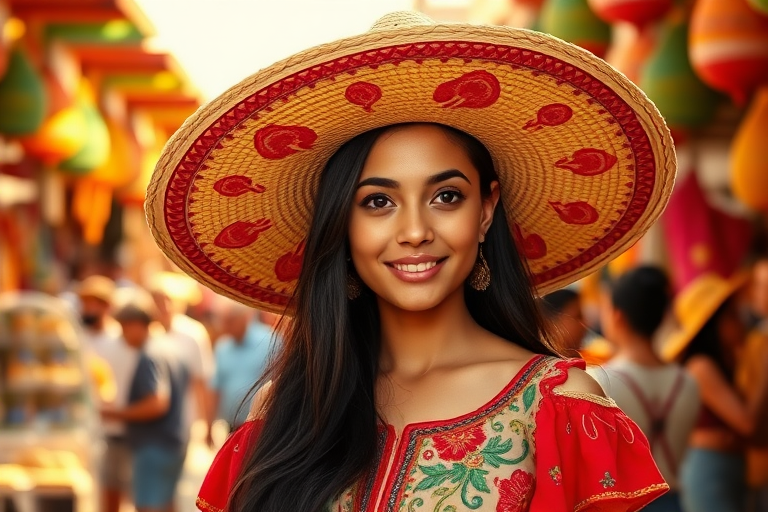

{"left": 197, "top": 420, "right": 263, "bottom": 512}
{"left": 529, "top": 360, "right": 669, "bottom": 512}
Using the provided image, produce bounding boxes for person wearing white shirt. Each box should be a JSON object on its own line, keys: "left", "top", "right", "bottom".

{"left": 597, "top": 267, "right": 700, "bottom": 512}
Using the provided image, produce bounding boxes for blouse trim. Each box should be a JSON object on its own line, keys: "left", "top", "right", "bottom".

{"left": 574, "top": 482, "right": 670, "bottom": 512}
{"left": 196, "top": 496, "right": 223, "bottom": 512}
{"left": 553, "top": 389, "right": 618, "bottom": 408}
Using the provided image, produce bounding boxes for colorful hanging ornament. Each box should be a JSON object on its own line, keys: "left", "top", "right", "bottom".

{"left": 59, "top": 82, "right": 110, "bottom": 176}
{"left": 690, "top": 0, "right": 768, "bottom": 106}
{"left": 540, "top": 0, "right": 612, "bottom": 57}
{"left": 587, "top": 0, "right": 673, "bottom": 29}
{"left": 88, "top": 118, "right": 140, "bottom": 189}
{"left": 731, "top": 88, "right": 768, "bottom": 211}
{"left": 607, "top": 26, "right": 656, "bottom": 84}
{"left": 516, "top": 0, "right": 546, "bottom": 8}
{"left": 0, "top": 49, "right": 46, "bottom": 136}
{"left": 747, "top": 0, "right": 768, "bottom": 15}
{"left": 639, "top": 16, "right": 721, "bottom": 131}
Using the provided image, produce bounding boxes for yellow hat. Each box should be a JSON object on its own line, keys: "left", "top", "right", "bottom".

{"left": 75, "top": 275, "right": 115, "bottom": 305}
{"left": 145, "top": 11, "right": 676, "bottom": 313}
{"left": 662, "top": 272, "right": 749, "bottom": 362}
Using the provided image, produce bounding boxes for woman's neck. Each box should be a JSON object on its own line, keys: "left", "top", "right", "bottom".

{"left": 377, "top": 288, "right": 480, "bottom": 378}
{"left": 612, "top": 331, "right": 663, "bottom": 367}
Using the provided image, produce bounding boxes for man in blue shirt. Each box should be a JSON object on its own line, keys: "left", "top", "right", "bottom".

{"left": 208, "top": 303, "right": 277, "bottom": 436}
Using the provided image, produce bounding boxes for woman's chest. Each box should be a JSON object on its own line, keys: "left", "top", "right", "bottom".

{"left": 333, "top": 379, "right": 544, "bottom": 512}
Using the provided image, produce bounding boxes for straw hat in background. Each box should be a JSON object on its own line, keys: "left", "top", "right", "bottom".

{"left": 662, "top": 272, "right": 751, "bottom": 362}
{"left": 75, "top": 275, "right": 116, "bottom": 305}
{"left": 145, "top": 11, "right": 676, "bottom": 312}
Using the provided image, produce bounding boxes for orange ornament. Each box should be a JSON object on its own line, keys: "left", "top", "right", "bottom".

{"left": 731, "top": 88, "right": 768, "bottom": 211}
{"left": 88, "top": 118, "right": 140, "bottom": 189}
{"left": 607, "top": 27, "right": 656, "bottom": 84}
{"left": 689, "top": 0, "right": 768, "bottom": 105}
{"left": 18, "top": 106, "right": 86, "bottom": 165}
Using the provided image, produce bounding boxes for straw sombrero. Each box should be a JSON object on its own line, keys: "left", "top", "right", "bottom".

{"left": 662, "top": 272, "right": 749, "bottom": 362}
{"left": 146, "top": 11, "right": 676, "bottom": 313}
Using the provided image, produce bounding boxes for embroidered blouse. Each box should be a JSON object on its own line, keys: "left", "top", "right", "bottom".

{"left": 197, "top": 356, "right": 668, "bottom": 512}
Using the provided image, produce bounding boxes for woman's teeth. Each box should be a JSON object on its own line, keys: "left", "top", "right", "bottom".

{"left": 393, "top": 261, "right": 437, "bottom": 272}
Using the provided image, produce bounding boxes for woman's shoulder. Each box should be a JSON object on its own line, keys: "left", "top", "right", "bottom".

{"left": 246, "top": 380, "right": 273, "bottom": 421}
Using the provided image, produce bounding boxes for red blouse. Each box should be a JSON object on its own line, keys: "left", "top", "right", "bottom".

{"left": 197, "top": 356, "right": 668, "bottom": 512}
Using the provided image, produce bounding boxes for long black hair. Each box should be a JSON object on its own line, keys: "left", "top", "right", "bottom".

{"left": 680, "top": 299, "right": 735, "bottom": 381}
{"left": 231, "top": 123, "right": 558, "bottom": 512}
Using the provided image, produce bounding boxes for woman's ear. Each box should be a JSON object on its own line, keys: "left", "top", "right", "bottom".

{"left": 480, "top": 181, "right": 501, "bottom": 241}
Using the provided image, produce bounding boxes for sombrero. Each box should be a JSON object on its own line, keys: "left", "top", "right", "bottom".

{"left": 662, "top": 272, "right": 749, "bottom": 362}
{"left": 146, "top": 11, "right": 676, "bottom": 314}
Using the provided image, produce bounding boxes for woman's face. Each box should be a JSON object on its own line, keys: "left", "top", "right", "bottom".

{"left": 348, "top": 124, "right": 499, "bottom": 312}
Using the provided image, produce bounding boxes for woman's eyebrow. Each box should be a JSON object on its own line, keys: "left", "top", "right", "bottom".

{"left": 427, "top": 169, "right": 471, "bottom": 185}
{"left": 356, "top": 177, "right": 399, "bottom": 189}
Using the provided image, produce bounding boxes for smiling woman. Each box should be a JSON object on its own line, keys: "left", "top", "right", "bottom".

{"left": 145, "top": 11, "right": 677, "bottom": 512}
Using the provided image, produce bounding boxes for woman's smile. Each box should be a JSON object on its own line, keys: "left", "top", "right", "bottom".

{"left": 386, "top": 255, "right": 448, "bottom": 283}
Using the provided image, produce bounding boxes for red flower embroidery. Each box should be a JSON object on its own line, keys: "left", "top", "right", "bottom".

{"left": 523, "top": 103, "right": 573, "bottom": 131}
{"left": 432, "top": 424, "right": 487, "bottom": 461}
{"left": 254, "top": 124, "right": 317, "bottom": 159}
{"left": 213, "top": 176, "right": 266, "bottom": 197}
{"left": 213, "top": 219, "right": 272, "bottom": 249}
{"left": 549, "top": 201, "right": 600, "bottom": 225}
{"left": 433, "top": 70, "right": 501, "bottom": 109}
{"left": 554, "top": 148, "right": 617, "bottom": 177}
{"left": 345, "top": 82, "right": 382, "bottom": 112}
{"left": 494, "top": 470, "right": 535, "bottom": 512}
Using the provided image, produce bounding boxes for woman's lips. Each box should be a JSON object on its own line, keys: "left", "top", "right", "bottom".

{"left": 386, "top": 258, "right": 447, "bottom": 283}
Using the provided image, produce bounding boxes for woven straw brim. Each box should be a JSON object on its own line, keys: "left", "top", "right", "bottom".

{"left": 146, "top": 18, "right": 676, "bottom": 313}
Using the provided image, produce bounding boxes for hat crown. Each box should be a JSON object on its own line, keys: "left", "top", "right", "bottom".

{"left": 370, "top": 11, "right": 434, "bottom": 31}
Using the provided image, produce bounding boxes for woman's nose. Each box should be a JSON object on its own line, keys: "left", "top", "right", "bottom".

{"left": 396, "top": 205, "right": 434, "bottom": 247}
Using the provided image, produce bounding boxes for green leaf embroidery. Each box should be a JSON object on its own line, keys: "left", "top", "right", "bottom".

{"left": 415, "top": 464, "right": 466, "bottom": 492}
{"left": 407, "top": 497, "right": 424, "bottom": 512}
{"left": 481, "top": 435, "right": 530, "bottom": 468}
{"left": 469, "top": 469, "right": 490, "bottom": 493}
{"left": 432, "top": 487, "right": 451, "bottom": 496}
{"left": 461, "top": 477, "right": 484, "bottom": 509}
{"left": 523, "top": 384, "right": 536, "bottom": 412}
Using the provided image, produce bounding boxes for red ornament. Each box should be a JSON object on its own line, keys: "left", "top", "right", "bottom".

{"left": 550, "top": 201, "right": 600, "bottom": 225}
{"left": 213, "top": 219, "right": 272, "bottom": 249}
{"left": 213, "top": 176, "right": 266, "bottom": 197}
{"left": 254, "top": 124, "right": 317, "bottom": 159}
{"left": 523, "top": 103, "right": 574, "bottom": 131}
{"left": 555, "top": 148, "right": 617, "bottom": 176}
{"left": 274, "top": 240, "right": 306, "bottom": 282}
{"left": 345, "top": 82, "right": 382, "bottom": 112}
{"left": 587, "top": 0, "right": 673, "bottom": 29}
{"left": 433, "top": 70, "right": 501, "bottom": 109}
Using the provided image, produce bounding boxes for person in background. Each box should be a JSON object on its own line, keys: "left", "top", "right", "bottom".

{"left": 150, "top": 281, "right": 213, "bottom": 445}
{"left": 208, "top": 302, "right": 278, "bottom": 442}
{"left": 541, "top": 288, "right": 613, "bottom": 364}
{"left": 102, "top": 290, "right": 190, "bottom": 512}
{"left": 738, "top": 258, "right": 768, "bottom": 512}
{"left": 599, "top": 267, "right": 700, "bottom": 512}
{"left": 77, "top": 276, "right": 138, "bottom": 512}
{"left": 664, "top": 273, "right": 768, "bottom": 512}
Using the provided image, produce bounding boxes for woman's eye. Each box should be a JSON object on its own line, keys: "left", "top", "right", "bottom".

{"left": 434, "top": 190, "right": 465, "bottom": 205}
{"left": 362, "top": 195, "right": 394, "bottom": 209}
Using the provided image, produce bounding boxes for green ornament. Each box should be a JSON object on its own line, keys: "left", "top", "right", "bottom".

{"left": 747, "top": 0, "right": 768, "bottom": 15}
{"left": 0, "top": 49, "right": 46, "bottom": 136}
{"left": 59, "top": 102, "right": 110, "bottom": 175}
{"left": 540, "top": 0, "right": 612, "bottom": 57}
{"left": 639, "top": 19, "right": 721, "bottom": 130}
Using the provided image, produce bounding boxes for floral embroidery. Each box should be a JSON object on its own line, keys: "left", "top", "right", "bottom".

{"left": 522, "top": 103, "right": 574, "bottom": 131}
{"left": 494, "top": 470, "right": 535, "bottom": 512}
{"left": 432, "top": 424, "right": 487, "bottom": 461}
{"left": 548, "top": 466, "right": 562, "bottom": 485}
{"left": 423, "top": 449, "right": 434, "bottom": 460}
{"left": 433, "top": 70, "right": 501, "bottom": 109}
{"left": 600, "top": 471, "right": 616, "bottom": 488}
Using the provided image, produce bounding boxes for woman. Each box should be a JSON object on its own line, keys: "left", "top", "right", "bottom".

{"left": 145, "top": 12, "right": 676, "bottom": 512}
{"left": 663, "top": 273, "right": 768, "bottom": 512}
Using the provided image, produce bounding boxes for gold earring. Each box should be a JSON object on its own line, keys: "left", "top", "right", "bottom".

{"left": 469, "top": 245, "right": 491, "bottom": 291}
{"left": 347, "top": 272, "right": 362, "bottom": 300}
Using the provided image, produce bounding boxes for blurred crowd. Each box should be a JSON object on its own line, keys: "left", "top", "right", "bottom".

{"left": 66, "top": 273, "right": 280, "bottom": 512}
{"left": 543, "top": 258, "right": 768, "bottom": 512}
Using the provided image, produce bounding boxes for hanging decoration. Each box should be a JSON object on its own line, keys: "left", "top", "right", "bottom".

{"left": 748, "top": 0, "right": 768, "bottom": 15}
{"left": 540, "top": 0, "right": 612, "bottom": 58}
{"left": 731, "top": 88, "right": 768, "bottom": 211}
{"left": 88, "top": 118, "right": 140, "bottom": 189}
{"left": 607, "top": 26, "right": 656, "bottom": 84}
{"left": 0, "top": 49, "right": 46, "bottom": 136}
{"left": 639, "top": 15, "right": 721, "bottom": 132}
{"left": 59, "top": 81, "right": 110, "bottom": 176}
{"left": 72, "top": 179, "right": 113, "bottom": 245}
{"left": 587, "top": 0, "right": 673, "bottom": 29}
{"left": 689, "top": 0, "right": 768, "bottom": 105}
